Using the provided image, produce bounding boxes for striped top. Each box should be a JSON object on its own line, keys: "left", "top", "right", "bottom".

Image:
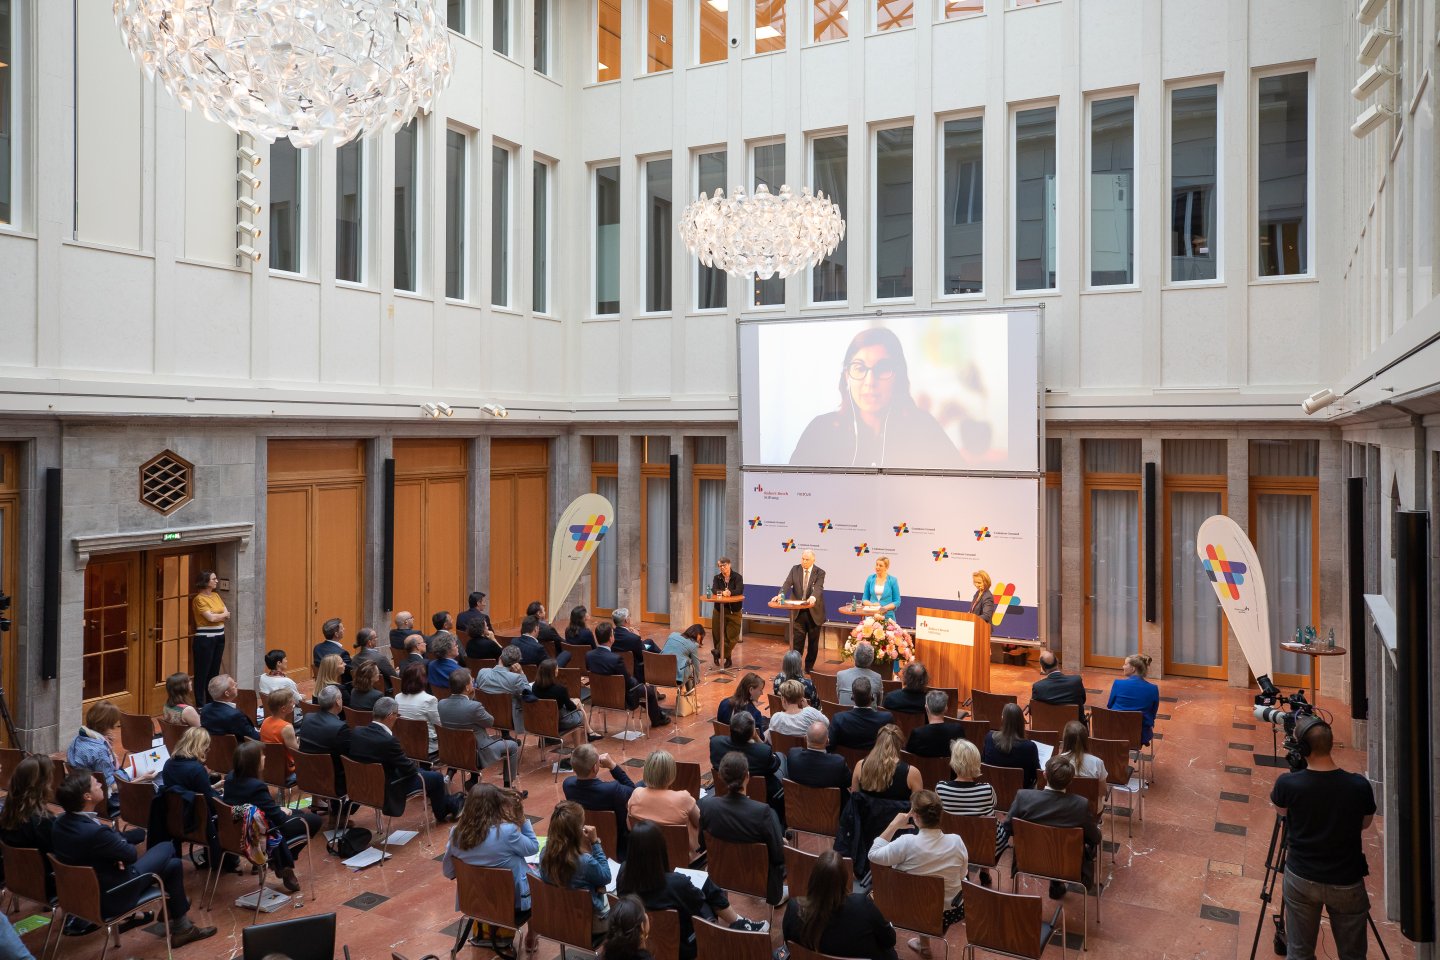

{"left": 936, "top": 779, "right": 996, "bottom": 818}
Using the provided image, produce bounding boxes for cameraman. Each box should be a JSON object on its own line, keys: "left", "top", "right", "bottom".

{"left": 1269, "top": 718, "right": 1376, "bottom": 960}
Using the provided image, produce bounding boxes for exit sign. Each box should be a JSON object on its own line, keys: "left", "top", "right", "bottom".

{"left": 161, "top": 532, "right": 181, "bottom": 542}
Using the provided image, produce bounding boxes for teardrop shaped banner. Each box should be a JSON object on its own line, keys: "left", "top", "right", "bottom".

{"left": 1195, "top": 514, "right": 1273, "bottom": 682}
{"left": 548, "top": 493, "right": 616, "bottom": 621}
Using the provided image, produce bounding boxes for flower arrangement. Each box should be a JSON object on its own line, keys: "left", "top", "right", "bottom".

{"left": 843, "top": 616, "right": 916, "bottom": 671}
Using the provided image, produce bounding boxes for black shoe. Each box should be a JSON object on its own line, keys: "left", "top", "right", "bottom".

{"left": 170, "top": 923, "right": 218, "bottom": 948}
{"left": 116, "top": 912, "right": 154, "bottom": 934}
{"left": 657, "top": 693, "right": 667, "bottom": 702}
{"left": 62, "top": 918, "right": 98, "bottom": 937}
{"left": 724, "top": 660, "right": 734, "bottom": 669}
{"left": 587, "top": 732, "right": 605, "bottom": 742}
{"left": 712, "top": 650, "right": 721, "bottom": 665}
{"left": 651, "top": 716, "right": 673, "bottom": 728}
{"left": 1047, "top": 881, "right": 1067, "bottom": 900}
{"left": 979, "top": 869, "right": 992, "bottom": 888}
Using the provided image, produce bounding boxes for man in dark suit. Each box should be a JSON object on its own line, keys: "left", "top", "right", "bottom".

{"left": 698, "top": 752, "right": 786, "bottom": 905}
{"left": 199, "top": 674, "right": 260, "bottom": 741}
{"left": 511, "top": 615, "right": 570, "bottom": 667}
{"left": 50, "top": 770, "right": 217, "bottom": 946}
{"left": 455, "top": 591, "right": 494, "bottom": 639}
{"left": 527, "top": 601, "right": 565, "bottom": 650}
{"left": 828, "top": 677, "right": 892, "bottom": 751}
{"left": 708, "top": 712, "right": 782, "bottom": 812}
{"left": 389, "top": 611, "right": 416, "bottom": 650}
{"left": 427, "top": 611, "right": 456, "bottom": 659}
{"left": 401, "top": 633, "right": 428, "bottom": 666}
{"left": 312, "top": 617, "right": 352, "bottom": 671}
{"left": 561, "top": 744, "right": 638, "bottom": 859}
{"left": 299, "top": 683, "right": 352, "bottom": 802}
{"left": 1030, "top": 649, "right": 1087, "bottom": 721}
{"left": 882, "top": 662, "right": 930, "bottom": 714}
{"left": 786, "top": 720, "right": 850, "bottom": 808}
{"left": 354, "top": 627, "right": 398, "bottom": 681}
{"left": 905, "top": 690, "right": 971, "bottom": 758}
{"left": 349, "top": 697, "right": 462, "bottom": 823}
{"left": 587, "top": 629, "right": 669, "bottom": 728}
{"left": 610, "top": 609, "right": 647, "bottom": 683}
{"left": 780, "top": 550, "right": 827, "bottom": 671}
{"left": 438, "top": 669, "right": 522, "bottom": 790}
{"left": 1008, "top": 756, "right": 1102, "bottom": 896}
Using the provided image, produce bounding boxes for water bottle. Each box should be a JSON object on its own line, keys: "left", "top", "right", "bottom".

{"left": 1327, "top": 628, "right": 1336, "bottom": 649}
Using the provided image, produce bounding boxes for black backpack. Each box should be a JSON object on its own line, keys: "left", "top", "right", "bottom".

{"left": 326, "top": 826, "right": 374, "bottom": 857}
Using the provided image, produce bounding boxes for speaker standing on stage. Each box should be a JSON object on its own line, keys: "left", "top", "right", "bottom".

{"left": 191, "top": 570, "right": 229, "bottom": 707}
{"left": 710, "top": 557, "right": 744, "bottom": 669}
{"left": 968, "top": 570, "right": 996, "bottom": 624}
{"left": 781, "top": 550, "right": 827, "bottom": 671}
{"left": 862, "top": 556, "right": 901, "bottom": 620}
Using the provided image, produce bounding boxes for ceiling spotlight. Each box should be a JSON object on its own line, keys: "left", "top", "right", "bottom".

{"left": 236, "top": 221, "right": 262, "bottom": 239}
{"left": 235, "top": 245, "right": 262, "bottom": 263}
{"left": 236, "top": 147, "right": 263, "bottom": 167}
{"left": 236, "top": 196, "right": 261, "bottom": 215}
{"left": 236, "top": 170, "right": 262, "bottom": 190}
{"left": 420, "top": 402, "right": 440, "bottom": 418}
{"left": 436, "top": 402, "right": 455, "bottom": 417}
{"left": 481, "top": 403, "right": 509, "bottom": 419}
{"left": 1301, "top": 388, "right": 1339, "bottom": 415}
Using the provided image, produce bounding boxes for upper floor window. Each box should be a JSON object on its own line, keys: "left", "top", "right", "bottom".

{"left": 535, "top": 0, "right": 555, "bottom": 75}
{"left": 751, "top": 141, "right": 785, "bottom": 306}
{"left": 874, "top": 124, "right": 914, "bottom": 300}
{"left": 813, "top": 1, "right": 847, "bottom": 43}
{"left": 875, "top": 0, "right": 912, "bottom": 31}
{"left": 698, "top": 0, "right": 728, "bottom": 63}
{"left": 594, "top": 164, "right": 620, "bottom": 314}
{"left": 940, "top": 0, "right": 983, "bottom": 18}
{"left": 810, "top": 134, "right": 848, "bottom": 303}
{"left": 1089, "top": 94, "right": 1135, "bottom": 287}
{"left": 0, "top": 0, "right": 21, "bottom": 227}
{"left": 492, "top": 143, "right": 513, "bottom": 307}
{"left": 696, "top": 150, "right": 727, "bottom": 310}
{"left": 335, "top": 139, "right": 365, "bottom": 283}
{"left": 394, "top": 119, "right": 420, "bottom": 293}
{"left": 533, "top": 158, "right": 552, "bottom": 313}
{"left": 646, "top": 0, "right": 673, "bottom": 72}
{"left": 445, "top": 128, "right": 469, "bottom": 300}
{"left": 493, "top": 0, "right": 513, "bottom": 57}
{"left": 941, "top": 115, "right": 983, "bottom": 296}
{"left": 644, "top": 156, "right": 673, "bottom": 312}
{"left": 1013, "top": 104, "right": 1056, "bottom": 292}
{"left": 270, "top": 140, "right": 304, "bottom": 274}
{"left": 754, "top": 0, "right": 786, "bottom": 54}
{"left": 597, "top": 0, "right": 621, "bottom": 81}
{"left": 1257, "top": 70, "right": 1311, "bottom": 277}
{"left": 1171, "top": 83, "right": 1219, "bottom": 282}
{"left": 446, "top": 0, "right": 467, "bottom": 35}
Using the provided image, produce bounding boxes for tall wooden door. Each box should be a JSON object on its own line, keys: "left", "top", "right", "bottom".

{"left": 489, "top": 439, "right": 549, "bottom": 627}
{"left": 393, "top": 439, "right": 468, "bottom": 620}
{"left": 266, "top": 440, "right": 366, "bottom": 680}
{"left": 82, "top": 555, "right": 142, "bottom": 712}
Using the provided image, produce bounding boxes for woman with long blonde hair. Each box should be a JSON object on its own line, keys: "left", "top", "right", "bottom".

{"left": 852, "top": 724, "right": 922, "bottom": 799}
{"left": 311, "top": 654, "right": 348, "bottom": 705}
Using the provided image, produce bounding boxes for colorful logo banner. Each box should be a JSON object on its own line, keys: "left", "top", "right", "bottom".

{"left": 548, "top": 493, "right": 615, "bottom": 620}
{"left": 1195, "top": 514, "right": 1272, "bottom": 680}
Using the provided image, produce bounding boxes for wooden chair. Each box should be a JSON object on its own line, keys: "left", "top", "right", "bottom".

{"left": 769, "top": 731, "right": 806, "bottom": 755}
{"left": 901, "top": 750, "right": 953, "bottom": 790}
{"left": 528, "top": 877, "right": 596, "bottom": 960}
{"left": 833, "top": 744, "right": 868, "bottom": 771}
{"left": 159, "top": 722, "right": 186, "bottom": 753}
{"left": 1029, "top": 729, "right": 1060, "bottom": 749}
{"left": 980, "top": 763, "right": 1025, "bottom": 814}
{"left": 1027, "top": 700, "right": 1084, "bottom": 736}
{"left": 49, "top": 853, "right": 171, "bottom": 960}
{"left": 115, "top": 777, "right": 155, "bottom": 834}
{"left": 644, "top": 651, "right": 698, "bottom": 716}
{"left": 927, "top": 687, "right": 961, "bottom": 716}
{"left": 766, "top": 693, "right": 784, "bottom": 716}
{"left": 561, "top": 642, "right": 593, "bottom": 668}
{"left": 956, "top": 718, "right": 991, "bottom": 750}
{"left": 448, "top": 861, "right": 521, "bottom": 960}
{"left": 208, "top": 797, "right": 316, "bottom": 920}
{"left": 644, "top": 907, "right": 682, "bottom": 960}
{"left": 165, "top": 790, "right": 213, "bottom": 866}
{"left": 783, "top": 844, "right": 853, "bottom": 896}
{"left": 615, "top": 649, "right": 636, "bottom": 677}
{"left": 589, "top": 673, "right": 646, "bottom": 750}
{"left": 961, "top": 879, "right": 1066, "bottom": 960}
{"left": 893, "top": 709, "right": 927, "bottom": 740}
{"left": 119, "top": 712, "right": 156, "bottom": 754}
{"left": 871, "top": 862, "right": 950, "bottom": 960}
{"left": 1035, "top": 771, "right": 1104, "bottom": 822}
{"left": 558, "top": 666, "right": 585, "bottom": 702}
{"left": 521, "top": 698, "right": 584, "bottom": 779}
{"left": 971, "top": 690, "right": 1018, "bottom": 730}
{"left": 340, "top": 756, "right": 431, "bottom": 861}
{"left": 818, "top": 699, "right": 848, "bottom": 722}
{"left": 673, "top": 760, "right": 701, "bottom": 801}
{"left": 711, "top": 719, "right": 731, "bottom": 738}
{"left": 1091, "top": 736, "right": 1143, "bottom": 841}
{"left": 2, "top": 842, "right": 58, "bottom": 960}
{"left": 292, "top": 751, "right": 346, "bottom": 822}
{"left": 521, "top": 663, "right": 539, "bottom": 682}
{"left": 343, "top": 706, "right": 374, "bottom": 729}
{"left": 430, "top": 683, "right": 452, "bottom": 701}
{"left": 236, "top": 688, "right": 260, "bottom": 723}
{"left": 1090, "top": 705, "right": 1150, "bottom": 785}
{"left": 881, "top": 678, "right": 902, "bottom": 695}
{"left": 48, "top": 755, "right": 69, "bottom": 800}
{"left": 298, "top": 699, "right": 323, "bottom": 719}
{"left": 262, "top": 742, "right": 294, "bottom": 803}
{"left": 436, "top": 724, "right": 485, "bottom": 786}
{"left": 782, "top": 779, "right": 842, "bottom": 840}
{"left": 582, "top": 807, "right": 619, "bottom": 855}
{"left": 942, "top": 812, "right": 1002, "bottom": 880}
{"left": 205, "top": 733, "right": 238, "bottom": 776}
{"left": 693, "top": 917, "right": 773, "bottom": 960}
{"left": 465, "top": 657, "right": 498, "bottom": 675}
{"left": 704, "top": 834, "right": 775, "bottom": 909}
{"left": 710, "top": 769, "right": 767, "bottom": 803}
{"left": 474, "top": 690, "right": 522, "bottom": 784}
{"left": 654, "top": 821, "right": 699, "bottom": 868}
{"left": 810, "top": 672, "right": 838, "bottom": 704}
{"left": 0, "top": 746, "right": 23, "bottom": 791}
{"left": 1010, "top": 819, "right": 1094, "bottom": 948}
{"left": 393, "top": 716, "right": 433, "bottom": 766}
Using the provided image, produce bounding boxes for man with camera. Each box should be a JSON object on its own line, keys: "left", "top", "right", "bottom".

{"left": 1269, "top": 717, "right": 1376, "bottom": 960}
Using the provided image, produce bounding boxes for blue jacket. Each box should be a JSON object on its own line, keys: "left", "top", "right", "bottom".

{"left": 51, "top": 813, "right": 149, "bottom": 910}
{"left": 862, "top": 573, "right": 902, "bottom": 620}
{"left": 563, "top": 766, "right": 637, "bottom": 858}
{"left": 510, "top": 634, "right": 550, "bottom": 667}
{"left": 223, "top": 774, "right": 294, "bottom": 830}
{"left": 539, "top": 842, "right": 612, "bottom": 918}
{"left": 1107, "top": 675, "right": 1160, "bottom": 744}
{"left": 312, "top": 639, "right": 352, "bottom": 670}
{"left": 200, "top": 700, "right": 260, "bottom": 741}
{"left": 612, "top": 627, "right": 648, "bottom": 682}
{"left": 442, "top": 820, "right": 540, "bottom": 911}
{"left": 428, "top": 657, "right": 460, "bottom": 689}
{"left": 716, "top": 699, "right": 768, "bottom": 735}
{"left": 829, "top": 707, "right": 894, "bottom": 751}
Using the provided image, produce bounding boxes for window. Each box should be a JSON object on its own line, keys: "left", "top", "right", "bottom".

{"left": 696, "top": 150, "right": 727, "bottom": 309}
{"left": 0, "top": 0, "right": 18, "bottom": 226}
{"left": 534, "top": 0, "right": 554, "bottom": 74}
{"left": 693, "top": 437, "right": 727, "bottom": 620}
{"left": 754, "top": 0, "right": 786, "bottom": 53}
{"left": 1044, "top": 439, "right": 1061, "bottom": 649}
{"left": 595, "top": 164, "right": 620, "bottom": 314}
{"left": 1013, "top": 105, "right": 1056, "bottom": 291}
{"left": 875, "top": 125, "right": 913, "bottom": 300}
{"left": 591, "top": 438, "right": 619, "bottom": 614}
{"left": 394, "top": 119, "right": 419, "bottom": 292}
{"left": 597, "top": 0, "right": 620, "bottom": 81}
{"left": 941, "top": 115, "right": 983, "bottom": 295}
{"left": 641, "top": 437, "right": 671, "bottom": 620}
{"left": 1249, "top": 439, "right": 1319, "bottom": 685}
{"left": 269, "top": 140, "right": 303, "bottom": 273}
{"left": 644, "top": 157, "right": 673, "bottom": 312}
{"left": 335, "top": 139, "right": 364, "bottom": 283}
{"left": 1170, "top": 83, "right": 1219, "bottom": 282}
{"left": 493, "top": 0, "right": 512, "bottom": 56}
{"left": 445, "top": 128, "right": 467, "bottom": 300}
{"left": 1089, "top": 94, "right": 1135, "bottom": 287}
{"left": 813, "top": 1, "right": 847, "bottom": 42}
{"left": 1163, "top": 440, "right": 1227, "bottom": 679}
{"left": 940, "top": 0, "right": 983, "bottom": 18}
{"left": 447, "top": 0, "right": 466, "bottom": 33}
{"left": 811, "top": 134, "right": 847, "bottom": 303}
{"left": 1082, "top": 439, "right": 1142, "bottom": 668}
{"left": 876, "top": 0, "right": 911, "bottom": 31}
{"left": 751, "top": 142, "right": 785, "bottom": 306}
{"left": 698, "top": 0, "right": 728, "bottom": 63}
{"left": 646, "top": 0, "right": 673, "bottom": 72}
{"left": 491, "top": 143, "right": 511, "bottom": 307}
{"left": 1257, "top": 71, "right": 1310, "bottom": 276}
{"left": 533, "top": 159, "right": 551, "bottom": 313}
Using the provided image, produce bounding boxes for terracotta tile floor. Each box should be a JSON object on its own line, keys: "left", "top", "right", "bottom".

{"left": 19, "top": 630, "right": 1415, "bottom": 960}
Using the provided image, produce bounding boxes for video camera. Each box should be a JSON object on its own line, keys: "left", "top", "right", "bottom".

{"left": 1252, "top": 674, "right": 1314, "bottom": 770}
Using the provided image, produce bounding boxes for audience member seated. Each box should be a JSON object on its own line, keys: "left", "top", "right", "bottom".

{"left": 395, "top": 661, "right": 442, "bottom": 756}
{"left": 905, "top": 690, "right": 969, "bottom": 757}
{"left": 563, "top": 744, "right": 637, "bottom": 860}
{"left": 530, "top": 657, "right": 593, "bottom": 736}
{"left": 698, "top": 752, "right": 786, "bottom": 906}
{"left": 223, "top": 740, "right": 321, "bottom": 892}
{"left": 441, "top": 784, "right": 539, "bottom": 957}
{"left": 427, "top": 611, "right": 457, "bottom": 657}
{"left": 528, "top": 602, "right": 566, "bottom": 650}
{"left": 882, "top": 662, "right": 930, "bottom": 714}
{"left": 627, "top": 750, "right": 700, "bottom": 861}
{"left": 256, "top": 651, "right": 302, "bottom": 704}
{"left": 477, "top": 645, "right": 534, "bottom": 732}
{"left": 708, "top": 712, "right": 783, "bottom": 811}
{"left": 261, "top": 688, "right": 301, "bottom": 784}
{"left": 766, "top": 680, "right": 828, "bottom": 742}
{"left": 982, "top": 703, "right": 1040, "bottom": 789}
{"left": 828, "top": 677, "right": 893, "bottom": 751}
{"left": 772, "top": 650, "right": 820, "bottom": 708}
{"left": 786, "top": 721, "right": 851, "bottom": 807}
{"left": 438, "top": 667, "right": 523, "bottom": 791}
{"left": 464, "top": 619, "right": 503, "bottom": 662}
{"left": 200, "top": 675, "right": 262, "bottom": 742}
{"left": 0, "top": 755, "right": 57, "bottom": 898}
{"left": 1030, "top": 649, "right": 1086, "bottom": 719}
{"left": 538, "top": 801, "right": 613, "bottom": 941}
{"left": 401, "top": 633, "right": 428, "bottom": 666}
{"left": 1058, "top": 720, "right": 1108, "bottom": 781}
{"left": 389, "top": 611, "right": 416, "bottom": 650}
{"left": 456, "top": 591, "right": 494, "bottom": 639}
{"left": 350, "top": 697, "right": 462, "bottom": 823}
{"left": 853, "top": 725, "right": 922, "bottom": 800}
{"left": 565, "top": 605, "right": 597, "bottom": 647}
{"left": 353, "top": 627, "right": 398, "bottom": 682}
{"left": 868, "top": 789, "right": 969, "bottom": 957}
{"left": 1106, "top": 653, "right": 1160, "bottom": 745}
{"left": 51, "top": 770, "right": 217, "bottom": 947}
{"left": 588, "top": 628, "right": 670, "bottom": 729}
{"left": 610, "top": 610, "right": 648, "bottom": 683}
{"left": 782, "top": 848, "right": 897, "bottom": 960}
{"left": 511, "top": 615, "right": 565, "bottom": 668}
{"left": 600, "top": 895, "right": 653, "bottom": 960}
{"left": 935, "top": 738, "right": 1007, "bottom": 864}
{"left": 312, "top": 617, "right": 352, "bottom": 672}
{"left": 67, "top": 701, "right": 139, "bottom": 816}
{"left": 347, "top": 660, "right": 385, "bottom": 711}
{"left": 428, "top": 635, "right": 462, "bottom": 689}
{"left": 837, "top": 642, "right": 884, "bottom": 707}
{"left": 716, "top": 672, "right": 768, "bottom": 734}
{"left": 659, "top": 624, "right": 705, "bottom": 690}
{"left": 160, "top": 673, "right": 202, "bottom": 728}
{"left": 297, "top": 683, "right": 351, "bottom": 812}
{"left": 616, "top": 821, "right": 766, "bottom": 958}
{"left": 159, "top": 727, "right": 220, "bottom": 861}
{"left": 1008, "top": 756, "right": 1102, "bottom": 898}
{"left": 311, "top": 655, "right": 350, "bottom": 707}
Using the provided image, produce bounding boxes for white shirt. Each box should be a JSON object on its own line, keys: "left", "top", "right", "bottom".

{"left": 868, "top": 827, "right": 970, "bottom": 903}
{"left": 1059, "top": 750, "right": 1108, "bottom": 782}
{"left": 258, "top": 673, "right": 302, "bottom": 700}
{"left": 766, "top": 707, "right": 829, "bottom": 740}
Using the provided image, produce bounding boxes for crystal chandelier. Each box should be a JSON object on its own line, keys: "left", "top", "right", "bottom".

{"left": 679, "top": 184, "right": 846, "bottom": 280}
{"left": 113, "top": 0, "right": 454, "bottom": 147}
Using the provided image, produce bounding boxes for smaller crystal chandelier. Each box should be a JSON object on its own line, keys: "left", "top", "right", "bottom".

{"left": 679, "top": 184, "right": 846, "bottom": 280}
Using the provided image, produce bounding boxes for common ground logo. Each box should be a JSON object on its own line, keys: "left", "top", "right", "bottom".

{"left": 974, "top": 526, "right": 991, "bottom": 541}
{"left": 747, "top": 516, "right": 763, "bottom": 529}
{"left": 853, "top": 543, "right": 870, "bottom": 556}
{"left": 817, "top": 519, "right": 833, "bottom": 533}
{"left": 568, "top": 514, "right": 610, "bottom": 551}
{"left": 780, "top": 538, "right": 797, "bottom": 552}
{"left": 992, "top": 582, "right": 1021, "bottom": 625}
{"left": 1201, "top": 544, "right": 1248, "bottom": 600}
{"left": 931, "top": 547, "right": 949, "bottom": 561}
{"left": 893, "top": 522, "right": 909, "bottom": 536}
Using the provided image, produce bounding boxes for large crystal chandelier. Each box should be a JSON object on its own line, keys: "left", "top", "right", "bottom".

{"left": 113, "top": 0, "right": 454, "bottom": 147}
{"left": 679, "top": 184, "right": 846, "bottom": 280}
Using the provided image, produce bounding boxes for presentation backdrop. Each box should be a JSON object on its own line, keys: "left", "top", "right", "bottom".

{"left": 740, "top": 472, "right": 1040, "bottom": 640}
{"left": 738, "top": 310, "right": 1040, "bottom": 473}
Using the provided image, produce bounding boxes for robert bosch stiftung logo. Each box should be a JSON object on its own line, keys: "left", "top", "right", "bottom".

{"left": 893, "top": 522, "right": 909, "bottom": 536}
{"left": 931, "top": 547, "right": 949, "bottom": 561}
{"left": 974, "top": 526, "right": 991, "bottom": 541}
{"left": 853, "top": 543, "right": 870, "bottom": 556}
{"left": 748, "top": 516, "right": 763, "bottom": 529}
{"left": 780, "top": 539, "right": 797, "bottom": 552}
{"left": 817, "top": 519, "right": 833, "bottom": 533}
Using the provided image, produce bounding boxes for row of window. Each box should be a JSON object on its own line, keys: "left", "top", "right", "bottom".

{"left": 447, "top": 0, "right": 558, "bottom": 76}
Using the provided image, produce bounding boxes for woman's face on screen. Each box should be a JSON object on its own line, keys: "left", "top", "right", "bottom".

{"left": 846, "top": 344, "right": 896, "bottom": 416}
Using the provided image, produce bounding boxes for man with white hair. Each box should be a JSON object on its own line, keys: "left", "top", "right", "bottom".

{"left": 350, "top": 696, "right": 463, "bottom": 823}
{"left": 198, "top": 674, "right": 260, "bottom": 740}
{"left": 610, "top": 607, "right": 648, "bottom": 683}
{"left": 836, "top": 640, "right": 883, "bottom": 706}
{"left": 780, "top": 549, "right": 827, "bottom": 671}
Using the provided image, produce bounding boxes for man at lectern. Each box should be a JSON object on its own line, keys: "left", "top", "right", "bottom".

{"left": 781, "top": 550, "right": 827, "bottom": 671}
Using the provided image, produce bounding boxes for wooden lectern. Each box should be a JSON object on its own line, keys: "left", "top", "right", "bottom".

{"left": 913, "top": 607, "right": 992, "bottom": 705}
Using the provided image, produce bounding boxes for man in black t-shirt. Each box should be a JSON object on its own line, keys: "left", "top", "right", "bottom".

{"left": 1269, "top": 718, "right": 1376, "bottom": 960}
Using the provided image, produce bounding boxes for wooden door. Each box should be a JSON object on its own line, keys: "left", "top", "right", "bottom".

{"left": 392, "top": 440, "right": 468, "bottom": 620}
{"left": 489, "top": 439, "right": 549, "bottom": 626}
{"left": 265, "top": 486, "right": 312, "bottom": 675}
{"left": 82, "top": 555, "right": 142, "bottom": 712}
{"left": 141, "top": 547, "right": 215, "bottom": 714}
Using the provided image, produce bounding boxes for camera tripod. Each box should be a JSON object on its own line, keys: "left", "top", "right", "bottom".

{"left": 1252, "top": 815, "right": 1391, "bottom": 960}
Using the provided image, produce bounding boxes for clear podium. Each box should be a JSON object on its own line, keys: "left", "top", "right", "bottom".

{"left": 913, "top": 607, "right": 992, "bottom": 705}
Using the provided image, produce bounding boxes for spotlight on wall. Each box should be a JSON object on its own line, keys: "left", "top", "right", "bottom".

{"left": 481, "top": 403, "right": 509, "bottom": 419}
{"left": 235, "top": 245, "right": 262, "bottom": 263}
{"left": 1301, "top": 388, "right": 1339, "bottom": 415}
{"left": 236, "top": 171, "right": 263, "bottom": 190}
{"left": 1351, "top": 103, "right": 1397, "bottom": 138}
{"left": 236, "top": 147, "right": 263, "bottom": 167}
{"left": 1352, "top": 63, "right": 1397, "bottom": 100}
{"left": 1357, "top": 26, "right": 1397, "bottom": 65}
{"left": 236, "top": 221, "right": 262, "bottom": 239}
{"left": 1356, "top": 0, "right": 1389, "bottom": 25}
{"left": 420, "top": 402, "right": 440, "bottom": 418}
{"left": 436, "top": 402, "right": 455, "bottom": 417}
{"left": 236, "top": 196, "right": 262, "bottom": 216}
